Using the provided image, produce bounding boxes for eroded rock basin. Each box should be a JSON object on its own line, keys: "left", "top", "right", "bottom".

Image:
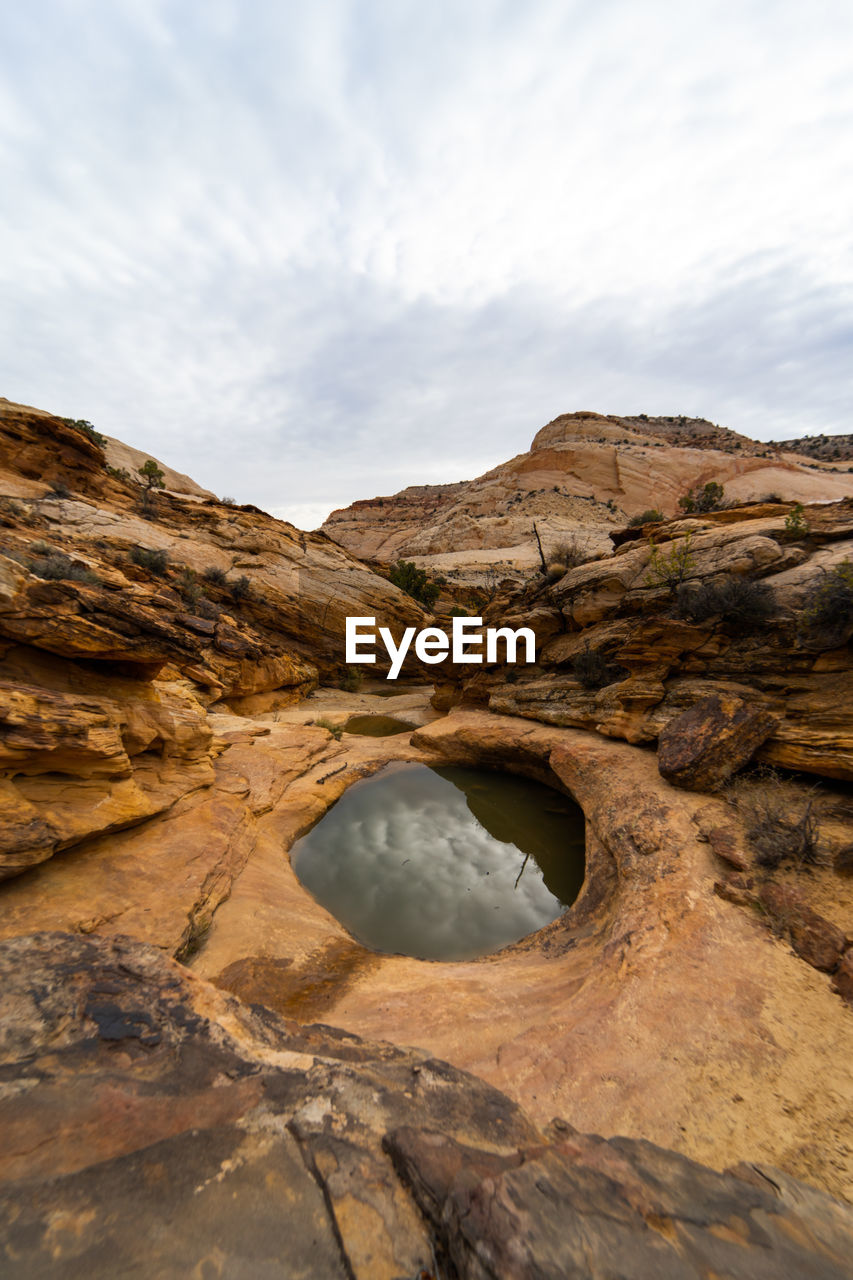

{"left": 291, "top": 762, "right": 585, "bottom": 961}
{"left": 2, "top": 693, "right": 851, "bottom": 1203}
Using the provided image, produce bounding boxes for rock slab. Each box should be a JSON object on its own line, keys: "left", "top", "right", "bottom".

{"left": 1, "top": 932, "right": 852, "bottom": 1279}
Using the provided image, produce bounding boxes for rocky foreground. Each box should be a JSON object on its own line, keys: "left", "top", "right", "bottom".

{"left": 2, "top": 931, "right": 853, "bottom": 1279}
{"left": 1, "top": 398, "right": 852, "bottom": 1271}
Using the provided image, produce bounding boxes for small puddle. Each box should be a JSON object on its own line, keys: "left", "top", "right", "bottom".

{"left": 342, "top": 714, "right": 416, "bottom": 737}
{"left": 290, "top": 763, "right": 585, "bottom": 961}
{"left": 364, "top": 684, "right": 422, "bottom": 699}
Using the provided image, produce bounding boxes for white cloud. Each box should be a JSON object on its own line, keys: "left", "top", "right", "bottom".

{"left": 0, "top": 0, "right": 850, "bottom": 518}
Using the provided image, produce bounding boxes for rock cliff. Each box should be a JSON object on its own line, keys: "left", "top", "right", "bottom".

{"left": 322, "top": 411, "right": 853, "bottom": 584}
{"left": 0, "top": 398, "right": 428, "bottom": 877}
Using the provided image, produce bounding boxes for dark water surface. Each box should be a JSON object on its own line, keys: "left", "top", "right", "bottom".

{"left": 290, "top": 763, "right": 585, "bottom": 961}
{"left": 342, "top": 714, "right": 416, "bottom": 737}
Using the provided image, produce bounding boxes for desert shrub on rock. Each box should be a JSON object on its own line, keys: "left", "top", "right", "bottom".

{"left": 572, "top": 642, "right": 625, "bottom": 689}
{"left": 548, "top": 536, "right": 587, "bottom": 571}
{"left": 389, "top": 559, "right": 440, "bottom": 608}
{"left": 628, "top": 509, "right": 664, "bottom": 527}
{"left": 783, "top": 502, "right": 810, "bottom": 540}
{"left": 315, "top": 716, "right": 343, "bottom": 739}
{"left": 195, "top": 597, "right": 221, "bottom": 621}
{"left": 203, "top": 566, "right": 227, "bottom": 586}
{"left": 176, "top": 567, "right": 201, "bottom": 606}
{"left": 30, "top": 552, "right": 99, "bottom": 585}
{"left": 645, "top": 533, "right": 695, "bottom": 593}
{"left": 734, "top": 770, "right": 822, "bottom": 869}
{"left": 678, "top": 481, "right": 725, "bottom": 513}
{"left": 230, "top": 574, "right": 252, "bottom": 602}
{"left": 677, "top": 575, "right": 775, "bottom": 629}
{"left": 130, "top": 546, "right": 169, "bottom": 575}
{"left": 63, "top": 418, "right": 106, "bottom": 448}
{"left": 801, "top": 560, "right": 853, "bottom": 644}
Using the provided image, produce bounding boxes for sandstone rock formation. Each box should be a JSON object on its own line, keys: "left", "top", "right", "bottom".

{"left": 0, "top": 398, "right": 429, "bottom": 877}
{"left": 321, "top": 410, "right": 853, "bottom": 583}
{"left": 2, "top": 393, "right": 852, "bottom": 1258}
{"left": 437, "top": 500, "right": 853, "bottom": 783}
{"left": 2, "top": 931, "right": 852, "bottom": 1280}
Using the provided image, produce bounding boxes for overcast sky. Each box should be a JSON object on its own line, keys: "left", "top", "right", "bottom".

{"left": 1, "top": 1, "right": 851, "bottom": 528}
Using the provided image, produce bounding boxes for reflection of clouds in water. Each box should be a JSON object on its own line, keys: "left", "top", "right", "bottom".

{"left": 291, "top": 766, "right": 566, "bottom": 961}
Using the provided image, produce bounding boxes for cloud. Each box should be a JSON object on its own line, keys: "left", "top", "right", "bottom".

{"left": 1, "top": 0, "right": 850, "bottom": 524}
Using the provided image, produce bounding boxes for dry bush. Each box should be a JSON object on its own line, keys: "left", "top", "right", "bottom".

{"left": 547, "top": 536, "right": 587, "bottom": 572}
{"left": 677, "top": 575, "right": 775, "bottom": 630}
{"left": 732, "top": 770, "right": 823, "bottom": 869}
{"left": 572, "top": 642, "right": 625, "bottom": 690}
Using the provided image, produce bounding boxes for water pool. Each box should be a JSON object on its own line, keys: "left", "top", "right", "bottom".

{"left": 290, "top": 762, "right": 585, "bottom": 961}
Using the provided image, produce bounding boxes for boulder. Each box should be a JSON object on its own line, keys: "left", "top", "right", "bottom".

{"left": 658, "top": 693, "right": 778, "bottom": 791}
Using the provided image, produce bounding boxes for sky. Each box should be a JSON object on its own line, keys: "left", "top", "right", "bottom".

{"left": 1, "top": 0, "right": 851, "bottom": 529}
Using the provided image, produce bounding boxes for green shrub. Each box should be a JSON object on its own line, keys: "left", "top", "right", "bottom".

{"left": 628, "top": 509, "right": 664, "bottom": 527}
{"left": 783, "top": 502, "right": 810, "bottom": 541}
{"left": 677, "top": 575, "right": 775, "bottom": 629}
{"left": 130, "top": 546, "right": 169, "bottom": 575}
{"left": 30, "top": 552, "right": 99, "bottom": 585}
{"left": 448, "top": 606, "right": 469, "bottom": 617}
{"left": 339, "top": 666, "right": 363, "bottom": 692}
{"left": 802, "top": 561, "right": 853, "bottom": 644}
{"left": 46, "top": 482, "right": 71, "bottom": 500}
{"left": 389, "top": 559, "right": 440, "bottom": 608}
{"left": 64, "top": 418, "right": 106, "bottom": 448}
{"left": 230, "top": 574, "right": 251, "bottom": 602}
{"left": 678, "top": 481, "right": 725, "bottom": 513}
{"left": 645, "top": 533, "right": 695, "bottom": 593}
{"left": 107, "top": 465, "right": 132, "bottom": 483}
{"left": 203, "top": 566, "right": 227, "bottom": 586}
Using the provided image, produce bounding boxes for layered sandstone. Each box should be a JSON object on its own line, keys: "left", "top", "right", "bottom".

{"left": 0, "top": 399, "right": 428, "bottom": 878}
{"left": 322, "top": 410, "right": 853, "bottom": 582}
{"left": 434, "top": 499, "right": 853, "bottom": 783}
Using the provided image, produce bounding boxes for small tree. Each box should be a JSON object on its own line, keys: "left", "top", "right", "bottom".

{"left": 679, "top": 481, "right": 725, "bottom": 514}
{"left": 138, "top": 459, "right": 165, "bottom": 491}
{"left": 783, "top": 502, "right": 810, "bottom": 541}
{"left": 389, "top": 559, "right": 440, "bottom": 608}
